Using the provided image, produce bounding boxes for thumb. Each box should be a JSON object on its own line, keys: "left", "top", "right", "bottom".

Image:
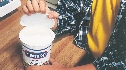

{"left": 49, "top": 58, "right": 64, "bottom": 67}
{"left": 52, "top": 11, "right": 59, "bottom": 18}
{"left": 49, "top": 58, "right": 58, "bottom": 65}
{"left": 48, "top": 11, "right": 59, "bottom": 19}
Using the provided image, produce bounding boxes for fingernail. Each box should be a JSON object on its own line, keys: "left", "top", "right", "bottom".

{"left": 28, "top": 13, "right": 31, "bottom": 16}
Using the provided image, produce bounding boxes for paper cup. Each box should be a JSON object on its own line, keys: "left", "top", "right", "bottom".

{"left": 19, "top": 25, "right": 55, "bottom": 67}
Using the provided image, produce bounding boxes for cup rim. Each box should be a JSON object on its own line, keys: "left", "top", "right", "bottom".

{"left": 19, "top": 25, "right": 55, "bottom": 47}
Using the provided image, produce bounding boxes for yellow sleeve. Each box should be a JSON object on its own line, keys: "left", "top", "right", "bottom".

{"left": 87, "top": 0, "right": 120, "bottom": 58}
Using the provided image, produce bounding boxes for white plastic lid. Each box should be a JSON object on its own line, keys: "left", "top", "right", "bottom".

{"left": 20, "top": 13, "right": 54, "bottom": 28}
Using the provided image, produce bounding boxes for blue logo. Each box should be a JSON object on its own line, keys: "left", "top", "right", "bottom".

{"left": 24, "top": 50, "right": 48, "bottom": 59}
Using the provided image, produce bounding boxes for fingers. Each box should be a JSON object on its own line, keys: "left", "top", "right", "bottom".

{"left": 22, "top": 0, "right": 35, "bottom": 15}
{"left": 32, "top": 0, "right": 40, "bottom": 12}
{"left": 23, "top": 0, "right": 47, "bottom": 14}
{"left": 22, "top": 5, "right": 31, "bottom": 16}
{"left": 49, "top": 58, "right": 64, "bottom": 67}
{"left": 39, "top": 0, "right": 46, "bottom": 13}
{"left": 49, "top": 58, "right": 56, "bottom": 64}
{"left": 27, "top": 0, "right": 34, "bottom": 13}
{"left": 49, "top": 58, "right": 60, "bottom": 65}
{"left": 48, "top": 11, "right": 59, "bottom": 19}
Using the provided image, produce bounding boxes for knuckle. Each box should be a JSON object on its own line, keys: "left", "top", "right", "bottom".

{"left": 29, "top": 9, "right": 34, "bottom": 13}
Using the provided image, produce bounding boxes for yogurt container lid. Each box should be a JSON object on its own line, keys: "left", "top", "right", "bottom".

{"left": 20, "top": 13, "right": 54, "bottom": 28}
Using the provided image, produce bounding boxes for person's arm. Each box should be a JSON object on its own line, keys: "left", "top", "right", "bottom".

{"left": 93, "top": 1, "right": 126, "bottom": 70}
{"left": 67, "top": 64, "right": 96, "bottom": 70}
{"left": 26, "top": 58, "right": 96, "bottom": 70}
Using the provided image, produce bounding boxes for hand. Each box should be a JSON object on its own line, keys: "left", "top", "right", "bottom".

{"left": 26, "top": 58, "right": 66, "bottom": 70}
{"left": 22, "top": 0, "right": 59, "bottom": 19}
